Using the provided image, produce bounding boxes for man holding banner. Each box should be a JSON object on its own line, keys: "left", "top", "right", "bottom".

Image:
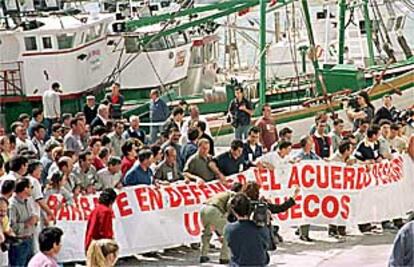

{"left": 292, "top": 135, "right": 320, "bottom": 242}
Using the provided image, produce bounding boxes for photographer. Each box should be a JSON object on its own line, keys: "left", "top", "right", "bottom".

{"left": 242, "top": 181, "right": 299, "bottom": 244}
{"left": 228, "top": 87, "right": 253, "bottom": 141}
{"left": 224, "top": 193, "right": 270, "bottom": 267}
{"left": 346, "top": 91, "right": 375, "bottom": 132}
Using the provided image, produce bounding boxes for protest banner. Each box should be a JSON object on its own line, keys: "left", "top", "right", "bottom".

{"left": 48, "top": 153, "right": 414, "bottom": 262}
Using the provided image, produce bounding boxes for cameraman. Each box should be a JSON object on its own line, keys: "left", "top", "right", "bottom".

{"left": 346, "top": 91, "right": 375, "bottom": 132}
{"left": 224, "top": 193, "right": 270, "bottom": 267}
{"left": 243, "top": 181, "right": 299, "bottom": 243}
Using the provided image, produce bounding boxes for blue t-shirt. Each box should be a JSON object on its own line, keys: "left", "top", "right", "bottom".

{"left": 123, "top": 164, "right": 153, "bottom": 186}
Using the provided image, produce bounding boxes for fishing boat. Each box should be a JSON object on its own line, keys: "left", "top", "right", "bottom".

{"left": 0, "top": 9, "right": 115, "bottom": 125}
{"left": 119, "top": 0, "right": 413, "bottom": 135}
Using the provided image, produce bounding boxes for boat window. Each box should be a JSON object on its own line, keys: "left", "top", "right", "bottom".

{"left": 57, "top": 33, "right": 75, "bottom": 49}
{"left": 395, "top": 16, "right": 404, "bottom": 31}
{"left": 191, "top": 46, "right": 203, "bottom": 64}
{"left": 42, "top": 36, "right": 53, "bottom": 49}
{"left": 386, "top": 17, "right": 395, "bottom": 31}
{"left": 171, "top": 32, "right": 187, "bottom": 47}
{"left": 145, "top": 37, "right": 168, "bottom": 51}
{"left": 24, "top": 36, "right": 38, "bottom": 51}
{"left": 316, "top": 10, "right": 327, "bottom": 19}
{"left": 85, "top": 26, "right": 100, "bottom": 43}
{"left": 204, "top": 43, "right": 214, "bottom": 62}
{"left": 359, "top": 20, "right": 366, "bottom": 34}
{"left": 165, "top": 35, "right": 175, "bottom": 48}
{"left": 79, "top": 31, "right": 86, "bottom": 45}
{"left": 125, "top": 36, "right": 140, "bottom": 53}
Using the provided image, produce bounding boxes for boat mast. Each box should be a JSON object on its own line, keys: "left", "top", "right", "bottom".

{"left": 259, "top": 0, "right": 266, "bottom": 107}
{"left": 300, "top": 0, "right": 322, "bottom": 92}
{"left": 338, "top": 0, "right": 346, "bottom": 64}
{"left": 362, "top": 0, "right": 375, "bottom": 66}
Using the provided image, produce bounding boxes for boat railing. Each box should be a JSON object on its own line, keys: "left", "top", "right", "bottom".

{"left": 0, "top": 61, "right": 25, "bottom": 97}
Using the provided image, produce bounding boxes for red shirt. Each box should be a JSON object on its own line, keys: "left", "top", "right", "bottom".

{"left": 84, "top": 203, "right": 114, "bottom": 252}
{"left": 256, "top": 117, "right": 278, "bottom": 151}
{"left": 121, "top": 156, "right": 136, "bottom": 177}
{"left": 111, "top": 95, "right": 119, "bottom": 104}
{"left": 92, "top": 156, "right": 105, "bottom": 171}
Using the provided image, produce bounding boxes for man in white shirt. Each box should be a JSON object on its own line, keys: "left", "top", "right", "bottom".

{"left": 180, "top": 105, "right": 211, "bottom": 145}
{"left": 42, "top": 82, "right": 61, "bottom": 133}
{"left": 259, "top": 140, "right": 293, "bottom": 168}
{"left": 96, "top": 157, "right": 122, "bottom": 190}
{"left": 26, "top": 161, "right": 55, "bottom": 252}
{"left": 15, "top": 125, "right": 37, "bottom": 155}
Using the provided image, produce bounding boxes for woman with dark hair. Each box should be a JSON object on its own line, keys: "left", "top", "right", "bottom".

{"left": 84, "top": 188, "right": 117, "bottom": 252}
{"left": 347, "top": 91, "right": 376, "bottom": 131}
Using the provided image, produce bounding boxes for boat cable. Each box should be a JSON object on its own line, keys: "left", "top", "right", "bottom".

{"left": 368, "top": 0, "right": 388, "bottom": 63}
{"left": 344, "top": 6, "right": 357, "bottom": 29}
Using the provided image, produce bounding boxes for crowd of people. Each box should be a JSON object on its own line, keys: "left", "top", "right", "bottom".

{"left": 0, "top": 81, "right": 413, "bottom": 266}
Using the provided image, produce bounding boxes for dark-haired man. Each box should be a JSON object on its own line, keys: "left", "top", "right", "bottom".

{"left": 42, "top": 82, "right": 61, "bottom": 133}
{"left": 105, "top": 82, "right": 125, "bottom": 120}
{"left": 291, "top": 135, "right": 320, "bottom": 241}
{"left": 31, "top": 123, "right": 47, "bottom": 159}
{"left": 149, "top": 89, "right": 170, "bottom": 143}
{"left": 9, "top": 178, "right": 38, "bottom": 266}
{"left": 260, "top": 140, "right": 292, "bottom": 168}
{"left": 83, "top": 95, "right": 98, "bottom": 125}
{"left": 1, "top": 155, "right": 28, "bottom": 183}
{"left": 28, "top": 227, "right": 64, "bottom": 267}
{"left": 154, "top": 146, "right": 183, "bottom": 184}
{"left": 84, "top": 188, "right": 117, "bottom": 252}
{"left": 28, "top": 108, "right": 44, "bottom": 138}
{"left": 163, "top": 107, "right": 185, "bottom": 136}
{"left": 96, "top": 157, "right": 122, "bottom": 190}
{"left": 224, "top": 193, "right": 270, "bottom": 266}
{"left": 123, "top": 149, "right": 154, "bottom": 186}
{"left": 373, "top": 95, "right": 396, "bottom": 125}
{"left": 271, "top": 127, "right": 293, "bottom": 151}
{"left": 378, "top": 119, "right": 393, "bottom": 160}
{"left": 64, "top": 118, "right": 85, "bottom": 154}
{"left": 72, "top": 150, "right": 97, "bottom": 190}
{"left": 180, "top": 127, "right": 199, "bottom": 165}
{"left": 228, "top": 87, "right": 253, "bottom": 140}
{"left": 330, "top": 118, "right": 344, "bottom": 152}
{"left": 196, "top": 120, "right": 215, "bottom": 156}
{"left": 243, "top": 127, "right": 263, "bottom": 168}
{"left": 328, "top": 140, "right": 355, "bottom": 237}
{"left": 354, "top": 125, "right": 381, "bottom": 163}
{"left": 161, "top": 128, "right": 183, "bottom": 170}
{"left": 255, "top": 104, "right": 278, "bottom": 152}
{"left": 215, "top": 139, "right": 246, "bottom": 176}
{"left": 184, "top": 139, "right": 225, "bottom": 184}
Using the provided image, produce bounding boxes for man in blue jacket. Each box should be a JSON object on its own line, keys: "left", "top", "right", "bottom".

{"left": 149, "top": 89, "right": 170, "bottom": 143}
{"left": 123, "top": 149, "right": 154, "bottom": 186}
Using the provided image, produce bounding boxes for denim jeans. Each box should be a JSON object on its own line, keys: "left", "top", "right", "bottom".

{"left": 8, "top": 238, "right": 34, "bottom": 267}
{"left": 235, "top": 125, "right": 250, "bottom": 141}
{"left": 150, "top": 125, "right": 163, "bottom": 143}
